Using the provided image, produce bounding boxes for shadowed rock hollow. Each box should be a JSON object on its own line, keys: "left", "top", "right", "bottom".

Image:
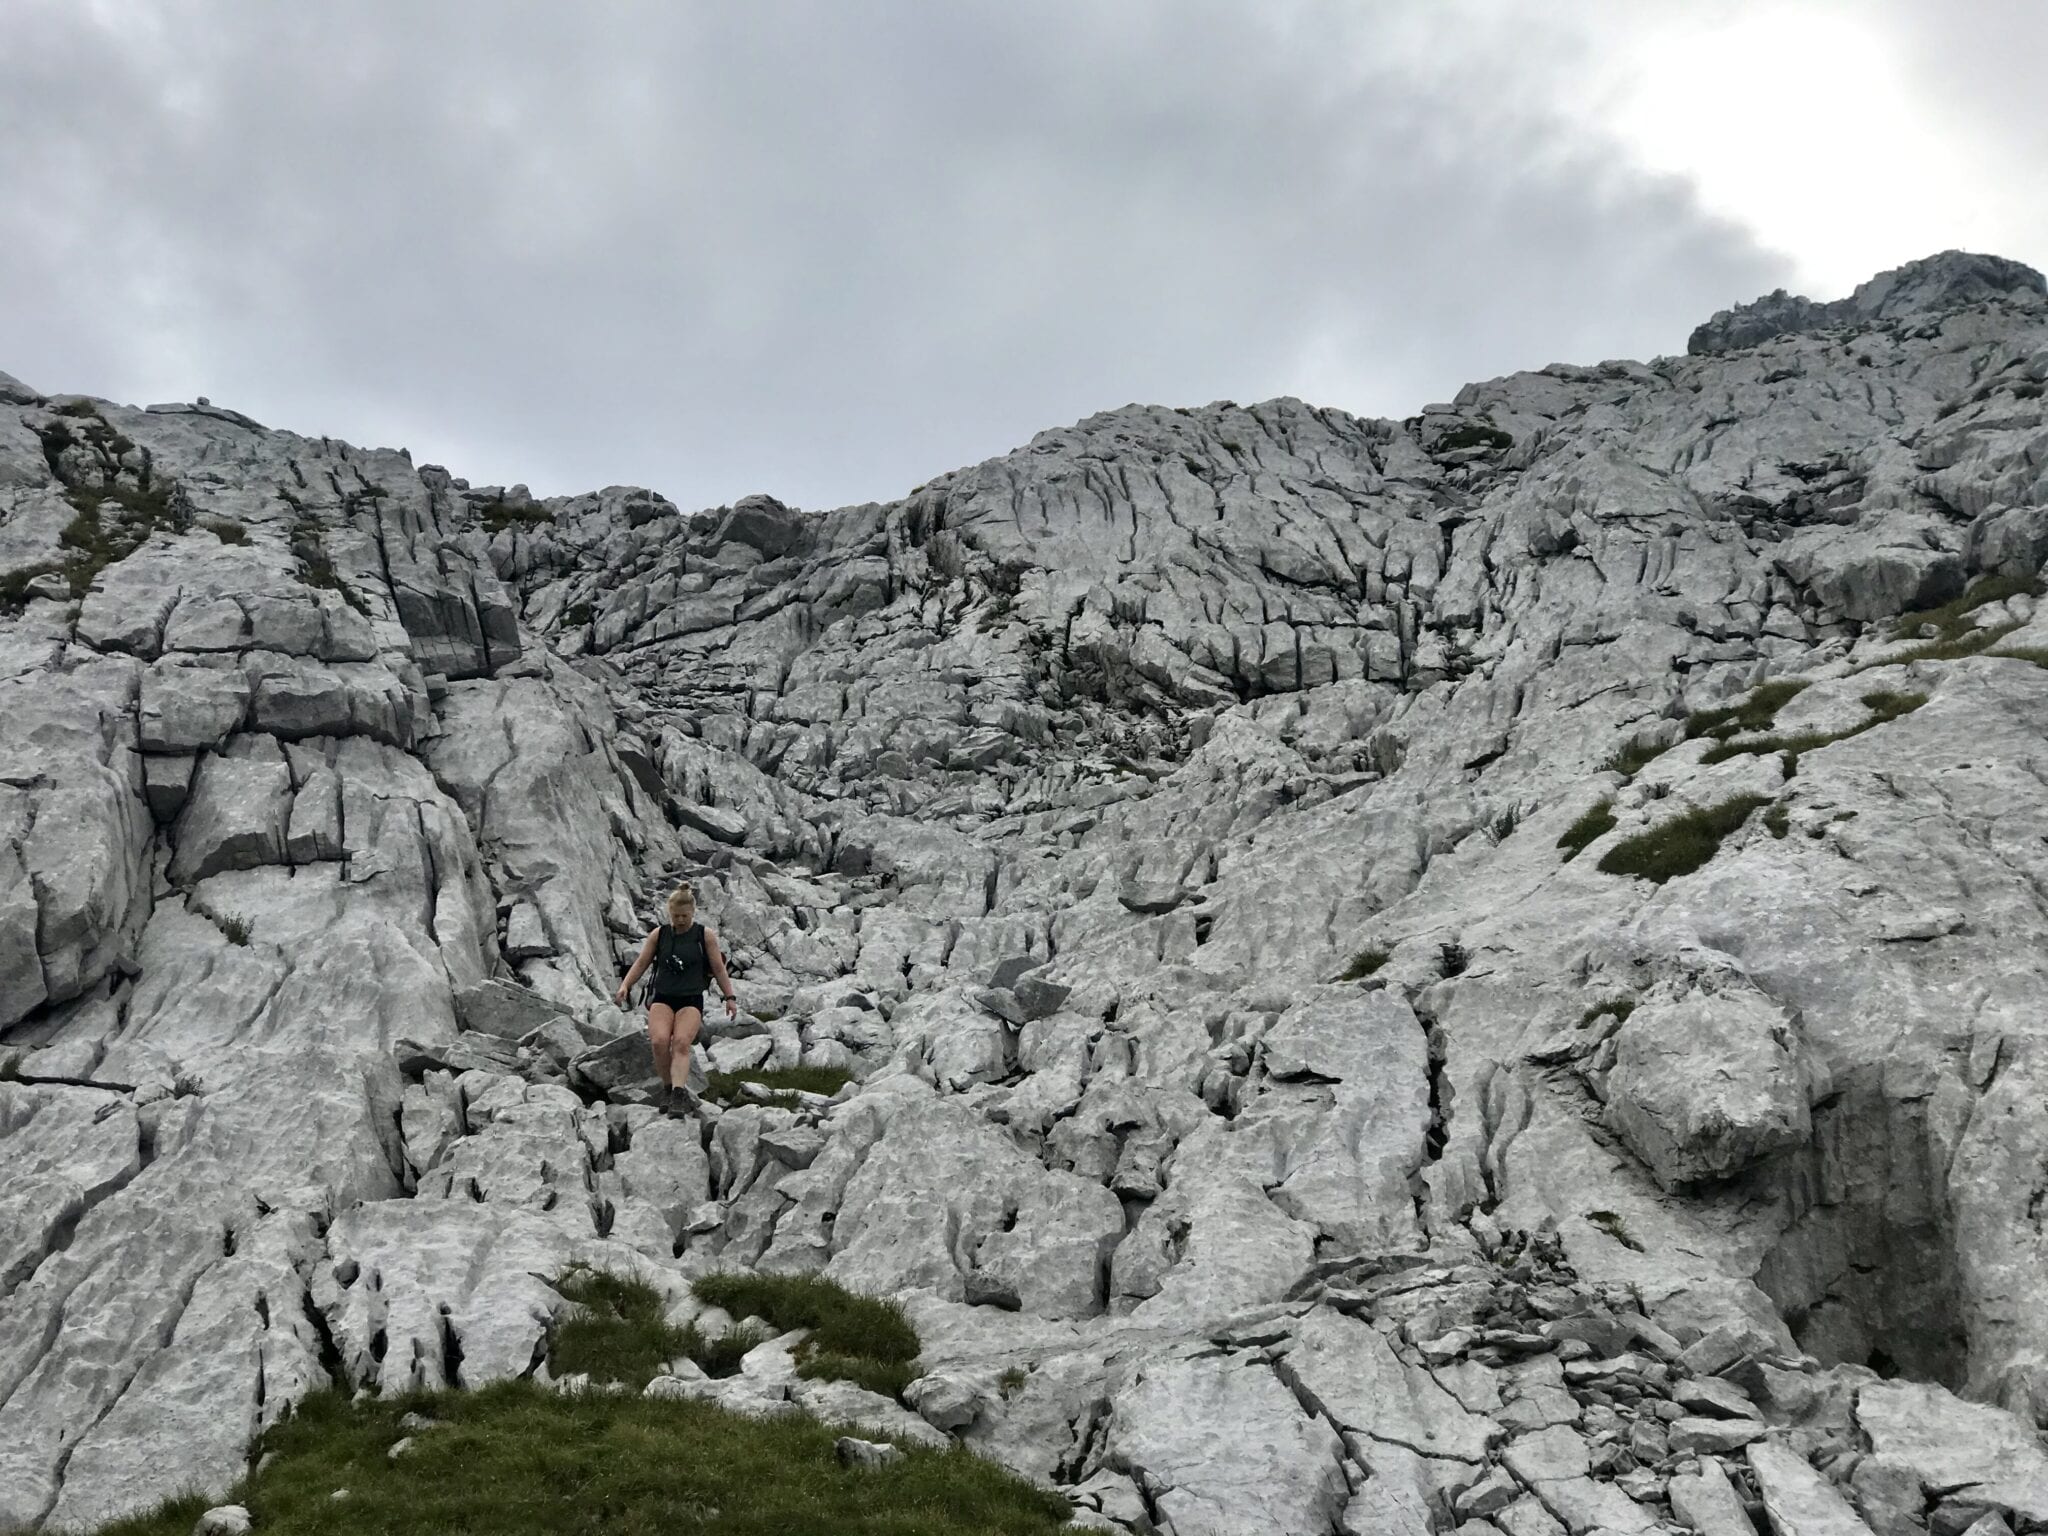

{"left": 6, "top": 250, "right": 2048, "bottom": 1535}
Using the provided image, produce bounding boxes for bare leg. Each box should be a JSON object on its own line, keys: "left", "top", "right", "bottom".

{"left": 647, "top": 1003, "right": 677, "bottom": 1087}
{"left": 671, "top": 1006, "right": 705, "bottom": 1089}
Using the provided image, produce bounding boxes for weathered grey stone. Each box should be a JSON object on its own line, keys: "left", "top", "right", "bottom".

{"left": 454, "top": 977, "right": 570, "bottom": 1042}
{"left": 168, "top": 736, "right": 292, "bottom": 883}
{"left": 570, "top": 1031, "right": 658, "bottom": 1095}
{"left": 1673, "top": 1416, "right": 1769, "bottom": 1455}
{"left": 834, "top": 1435, "right": 904, "bottom": 1468}
{"left": 1104, "top": 1349, "right": 1349, "bottom": 1536}
{"left": 1670, "top": 1458, "right": 1760, "bottom": 1536}
{"left": 1749, "top": 1442, "right": 1880, "bottom": 1536}
{"left": 1855, "top": 1381, "right": 2048, "bottom": 1528}
{"left": 1606, "top": 984, "right": 1812, "bottom": 1190}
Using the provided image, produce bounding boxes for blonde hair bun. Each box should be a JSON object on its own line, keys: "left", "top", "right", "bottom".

{"left": 665, "top": 884, "right": 695, "bottom": 921}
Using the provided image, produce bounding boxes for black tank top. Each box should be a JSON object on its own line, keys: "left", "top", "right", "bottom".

{"left": 653, "top": 923, "right": 710, "bottom": 995}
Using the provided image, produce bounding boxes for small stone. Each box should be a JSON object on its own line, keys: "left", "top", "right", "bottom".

{"left": 192, "top": 1508, "right": 251, "bottom": 1536}
{"left": 1457, "top": 1469, "right": 1522, "bottom": 1519}
{"left": 1496, "top": 1494, "right": 1567, "bottom": 1536}
{"left": 1674, "top": 1377, "right": 1763, "bottom": 1421}
{"left": 396, "top": 1411, "right": 441, "bottom": 1434}
{"left": 1505, "top": 1425, "right": 1592, "bottom": 1484}
{"left": 835, "top": 1435, "right": 906, "bottom": 1468}
{"left": 387, "top": 1436, "right": 414, "bottom": 1461}
{"left": 329, "top": 1489, "right": 350, "bottom": 1502}
{"left": 1670, "top": 1458, "right": 1759, "bottom": 1536}
{"left": 1672, "top": 1417, "right": 1768, "bottom": 1455}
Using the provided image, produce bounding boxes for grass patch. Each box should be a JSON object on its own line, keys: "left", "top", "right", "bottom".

{"left": 1601, "top": 736, "right": 1671, "bottom": 778}
{"left": 564, "top": 600, "right": 594, "bottom": 626}
{"left": 998, "top": 1367, "right": 1028, "bottom": 1397}
{"left": 704, "top": 1065, "right": 853, "bottom": 1110}
{"left": 1867, "top": 620, "right": 2024, "bottom": 671}
{"left": 1556, "top": 800, "right": 1616, "bottom": 861}
{"left": 692, "top": 1271, "right": 921, "bottom": 1400}
{"left": 482, "top": 496, "right": 555, "bottom": 533}
{"left": 1578, "top": 999, "right": 1635, "bottom": 1030}
{"left": 1339, "top": 946, "right": 1391, "bottom": 981}
{"left": 1431, "top": 421, "right": 1514, "bottom": 455}
{"left": 1764, "top": 803, "right": 1790, "bottom": 839}
{"left": 0, "top": 562, "right": 66, "bottom": 612}
{"left": 1585, "top": 1210, "right": 1645, "bottom": 1253}
{"left": 22, "top": 473, "right": 187, "bottom": 601}
{"left": 80, "top": 1378, "right": 1072, "bottom": 1536}
{"left": 1698, "top": 690, "right": 1926, "bottom": 770}
{"left": 291, "top": 527, "right": 371, "bottom": 615}
{"left": 1889, "top": 572, "right": 2039, "bottom": 643}
{"left": 551, "top": 1267, "right": 696, "bottom": 1390}
{"left": 219, "top": 915, "right": 251, "bottom": 946}
{"left": 1682, "top": 679, "right": 1808, "bottom": 742}
{"left": 202, "top": 518, "right": 248, "bottom": 545}
{"left": 1595, "top": 794, "right": 1771, "bottom": 884}
{"left": 1991, "top": 646, "right": 2048, "bottom": 669}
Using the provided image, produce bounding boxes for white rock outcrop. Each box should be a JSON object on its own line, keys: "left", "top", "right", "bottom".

{"left": 5, "top": 250, "right": 2048, "bottom": 1533}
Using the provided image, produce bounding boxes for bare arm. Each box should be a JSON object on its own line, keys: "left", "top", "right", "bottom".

{"left": 615, "top": 930, "right": 659, "bottom": 1003}
{"left": 705, "top": 928, "right": 737, "bottom": 1016}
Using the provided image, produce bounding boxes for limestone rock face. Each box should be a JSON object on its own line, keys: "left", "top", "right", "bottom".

{"left": 10, "top": 252, "right": 2048, "bottom": 1529}
{"left": 1606, "top": 980, "right": 1813, "bottom": 1190}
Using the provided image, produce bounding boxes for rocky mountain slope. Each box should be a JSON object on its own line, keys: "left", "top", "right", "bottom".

{"left": 5, "top": 250, "right": 2048, "bottom": 1535}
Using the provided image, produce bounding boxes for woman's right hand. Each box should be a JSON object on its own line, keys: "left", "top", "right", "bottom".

{"left": 613, "top": 984, "right": 630, "bottom": 1008}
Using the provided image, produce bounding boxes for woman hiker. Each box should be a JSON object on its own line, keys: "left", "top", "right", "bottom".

{"left": 614, "top": 883, "right": 737, "bottom": 1108}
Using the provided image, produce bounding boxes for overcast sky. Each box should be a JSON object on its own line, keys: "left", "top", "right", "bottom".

{"left": 4, "top": 2, "right": 2042, "bottom": 513}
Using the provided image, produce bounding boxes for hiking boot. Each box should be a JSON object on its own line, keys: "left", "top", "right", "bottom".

{"left": 665, "top": 1084, "right": 701, "bottom": 1116}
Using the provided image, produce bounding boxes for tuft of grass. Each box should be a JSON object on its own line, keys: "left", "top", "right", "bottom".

{"left": 1698, "top": 690, "right": 1926, "bottom": 769}
{"left": 1438, "top": 941, "right": 1469, "bottom": 977}
{"left": 78, "top": 1379, "right": 1072, "bottom": 1536}
{"left": 564, "top": 600, "right": 594, "bottom": 626}
{"left": 1585, "top": 1210, "right": 1645, "bottom": 1253}
{"left": 1764, "top": 803, "right": 1791, "bottom": 840}
{"left": 550, "top": 1267, "right": 694, "bottom": 1390}
{"left": 202, "top": 518, "right": 248, "bottom": 545}
{"left": 704, "top": 1065, "right": 853, "bottom": 1108}
{"left": 482, "top": 497, "right": 556, "bottom": 533}
{"left": 1601, "top": 736, "right": 1671, "bottom": 778}
{"left": 1991, "top": 646, "right": 2048, "bottom": 670}
{"left": 1578, "top": 999, "right": 1635, "bottom": 1030}
{"left": 54, "top": 397, "right": 103, "bottom": 418}
{"left": 219, "top": 915, "right": 251, "bottom": 946}
{"left": 1339, "top": 946, "right": 1392, "bottom": 981}
{"left": 0, "top": 561, "right": 66, "bottom": 613}
{"left": 1557, "top": 800, "right": 1617, "bottom": 862}
{"left": 692, "top": 1271, "right": 922, "bottom": 1400}
{"left": 997, "top": 1366, "right": 1028, "bottom": 1397}
{"left": 1431, "top": 421, "right": 1514, "bottom": 455}
{"left": 71, "top": 1493, "right": 214, "bottom": 1536}
{"left": 1888, "top": 572, "right": 2040, "bottom": 643}
{"left": 1682, "top": 679, "right": 1809, "bottom": 742}
{"left": 291, "top": 528, "right": 371, "bottom": 615}
{"left": 1595, "top": 794, "right": 1771, "bottom": 884}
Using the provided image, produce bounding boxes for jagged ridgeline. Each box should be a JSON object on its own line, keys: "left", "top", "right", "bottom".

{"left": 4, "top": 251, "right": 2048, "bottom": 1536}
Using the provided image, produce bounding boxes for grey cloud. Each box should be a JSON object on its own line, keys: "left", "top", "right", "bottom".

{"left": 0, "top": 1, "right": 1790, "bottom": 511}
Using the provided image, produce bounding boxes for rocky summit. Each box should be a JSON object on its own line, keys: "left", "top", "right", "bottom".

{"left": 4, "top": 248, "right": 2048, "bottom": 1536}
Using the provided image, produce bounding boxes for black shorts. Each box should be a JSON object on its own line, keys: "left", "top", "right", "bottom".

{"left": 649, "top": 991, "right": 705, "bottom": 1015}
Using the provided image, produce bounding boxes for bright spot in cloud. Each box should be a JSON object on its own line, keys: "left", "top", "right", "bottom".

{"left": 1586, "top": 2, "right": 2006, "bottom": 297}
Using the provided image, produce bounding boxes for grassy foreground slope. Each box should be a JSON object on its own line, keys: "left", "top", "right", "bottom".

{"left": 90, "top": 1271, "right": 1071, "bottom": 1536}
